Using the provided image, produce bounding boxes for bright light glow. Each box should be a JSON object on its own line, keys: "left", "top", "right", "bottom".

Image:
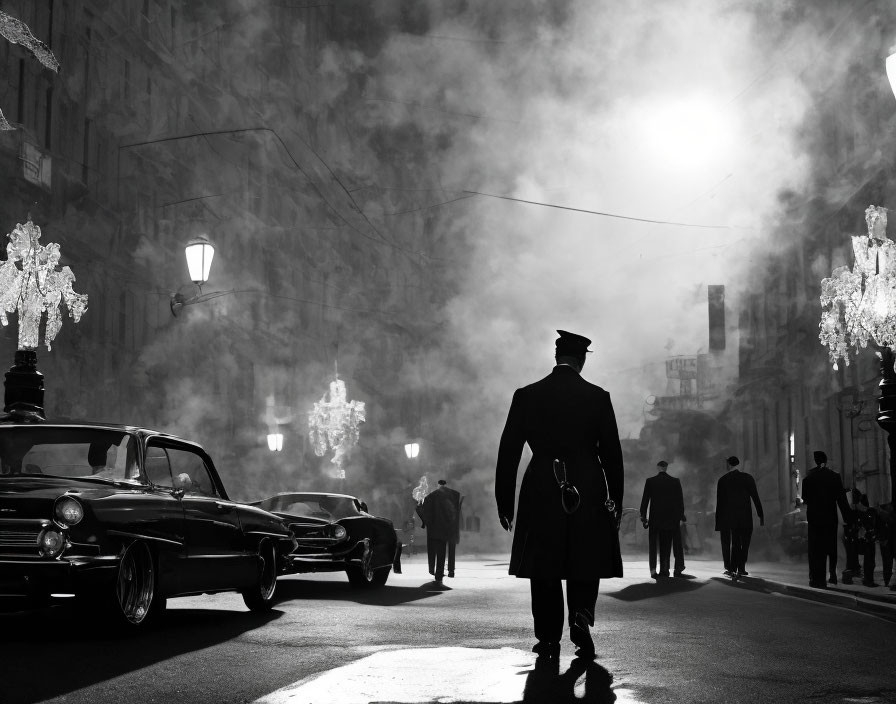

{"left": 789, "top": 432, "right": 795, "bottom": 458}
{"left": 185, "top": 235, "right": 215, "bottom": 285}
{"left": 404, "top": 442, "right": 420, "bottom": 459}
{"left": 267, "top": 432, "right": 283, "bottom": 452}
{"left": 636, "top": 94, "right": 736, "bottom": 172}
{"left": 887, "top": 52, "right": 896, "bottom": 101}
{"left": 55, "top": 497, "right": 83, "bottom": 525}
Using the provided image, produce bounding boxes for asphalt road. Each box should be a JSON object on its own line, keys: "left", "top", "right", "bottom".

{"left": 1, "top": 556, "right": 894, "bottom": 704}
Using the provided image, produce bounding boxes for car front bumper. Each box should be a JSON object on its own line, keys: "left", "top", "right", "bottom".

{"left": 285, "top": 539, "right": 368, "bottom": 573}
{"left": 0, "top": 555, "right": 120, "bottom": 597}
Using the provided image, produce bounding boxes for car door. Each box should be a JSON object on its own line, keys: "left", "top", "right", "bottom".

{"left": 142, "top": 442, "right": 188, "bottom": 595}
{"left": 165, "top": 444, "right": 253, "bottom": 592}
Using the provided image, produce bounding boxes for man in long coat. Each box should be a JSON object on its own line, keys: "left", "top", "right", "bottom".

{"left": 419, "top": 481, "right": 457, "bottom": 583}
{"left": 639, "top": 460, "right": 686, "bottom": 578}
{"left": 437, "top": 479, "right": 463, "bottom": 578}
{"left": 715, "top": 455, "right": 763, "bottom": 578}
{"left": 495, "top": 330, "right": 624, "bottom": 658}
{"left": 801, "top": 450, "right": 853, "bottom": 588}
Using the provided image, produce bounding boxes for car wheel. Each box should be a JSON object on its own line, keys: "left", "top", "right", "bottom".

{"left": 112, "top": 540, "right": 156, "bottom": 627}
{"left": 347, "top": 541, "right": 391, "bottom": 588}
{"left": 242, "top": 539, "right": 277, "bottom": 612}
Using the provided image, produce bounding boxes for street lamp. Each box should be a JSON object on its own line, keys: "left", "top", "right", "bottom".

{"left": 170, "top": 235, "right": 217, "bottom": 316}
{"left": 267, "top": 432, "right": 284, "bottom": 452}
{"left": 818, "top": 204, "right": 896, "bottom": 503}
{"left": 404, "top": 442, "right": 420, "bottom": 459}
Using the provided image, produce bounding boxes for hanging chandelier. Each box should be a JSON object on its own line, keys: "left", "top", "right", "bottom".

{"left": 308, "top": 365, "right": 365, "bottom": 479}
{"left": 819, "top": 205, "right": 896, "bottom": 370}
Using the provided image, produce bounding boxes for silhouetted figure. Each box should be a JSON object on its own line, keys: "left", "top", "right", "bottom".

{"left": 639, "top": 460, "right": 686, "bottom": 578}
{"left": 437, "top": 479, "right": 463, "bottom": 578}
{"left": 523, "top": 654, "right": 616, "bottom": 703}
{"left": 418, "top": 481, "right": 457, "bottom": 583}
{"left": 496, "top": 330, "right": 624, "bottom": 659}
{"left": 715, "top": 456, "right": 763, "bottom": 579}
{"left": 878, "top": 501, "right": 895, "bottom": 589}
{"left": 854, "top": 493, "right": 881, "bottom": 587}
{"left": 802, "top": 451, "right": 852, "bottom": 588}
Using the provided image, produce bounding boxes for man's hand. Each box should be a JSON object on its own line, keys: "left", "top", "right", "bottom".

{"left": 640, "top": 517, "right": 649, "bottom": 529}
{"left": 499, "top": 514, "right": 513, "bottom": 532}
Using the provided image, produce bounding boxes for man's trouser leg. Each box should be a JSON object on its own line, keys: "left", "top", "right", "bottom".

{"left": 427, "top": 536, "right": 435, "bottom": 575}
{"left": 648, "top": 526, "right": 658, "bottom": 574}
{"left": 823, "top": 524, "right": 838, "bottom": 579}
{"left": 738, "top": 528, "right": 753, "bottom": 572}
{"left": 566, "top": 579, "right": 600, "bottom": 647}
{"left": 862, "top": 541, "right": 877, "bottom": 584}
{"left": 807, "top": 522, "right": 826, "bottom": 584}
{"left": 720, "top": 529, "right": 732, "bottom": 571}
{"left": 658, "top": 529, "right": 673, "bottom": 575}
{"left": 433, "top": 539, "right": 448, "bottom": 580}
{"left": 880, "top": 541, "right": 893, "bottom": 585}
{"left": 447, "top": 541, "right": 456, "bottom": 576}
{"left": 672, "top": 525, "right": 685, "bottom": 573}
{"left": 530, "top": 579, "right": 564, "bottom": 643}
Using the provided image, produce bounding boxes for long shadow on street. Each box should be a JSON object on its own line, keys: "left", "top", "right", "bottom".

{"left": 275, "top": 576, "right": 446, "bottom": 606}
{"left": 0, "top": 605, "right": 282, "bottom": 704}
{"left": 605, "top": 577, "right": 707, "bottom": 602}
{"left": 517, "top": 655, "right": 617, "bottom": 703}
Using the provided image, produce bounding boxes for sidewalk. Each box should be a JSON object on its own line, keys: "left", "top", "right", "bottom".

{"left": 670, "top": 557, "right": 896, "bottom": 622}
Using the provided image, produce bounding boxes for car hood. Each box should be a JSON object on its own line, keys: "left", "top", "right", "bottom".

{"left": 0, "top": 476, "right": 124, "bottom": 519}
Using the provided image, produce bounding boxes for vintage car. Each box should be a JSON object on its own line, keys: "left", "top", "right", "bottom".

{"left": 0, "top": 421, "right": 296, "bottom": 627}
{"left": 252, "top": 492, "right": 401, "bottom": 588}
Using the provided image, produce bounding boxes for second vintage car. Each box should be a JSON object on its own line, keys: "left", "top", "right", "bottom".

{"left": 0, "top": 419, "right": 296, "bottom": 627}
{"left": 252, "top": 492, "right": 401, "bottom": 588}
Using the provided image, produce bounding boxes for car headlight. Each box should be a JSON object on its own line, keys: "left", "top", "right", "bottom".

{"left": 55, "top": 497, "right": 84, "bottom": 526}
{"left": 39, "top": 529, "right": 66, "bottom": 557}
{"left": 332, "top": 525, "right": 347, "bottom": 540}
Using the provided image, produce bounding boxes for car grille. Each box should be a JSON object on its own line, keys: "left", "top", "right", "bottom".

{"left": 0, "top": 519, "right": 48, "bottom": 556}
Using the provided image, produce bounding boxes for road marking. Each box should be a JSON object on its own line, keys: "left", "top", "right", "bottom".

{"left": 253, "top": 646, "right": 646, "bottom": 703}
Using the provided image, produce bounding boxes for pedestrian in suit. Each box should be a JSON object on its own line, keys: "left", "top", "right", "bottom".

{"left": 714, "top": 456, "right": 763, "bottom": 578}
{"left": 437, "top": 479, "right": 464, "bottom": 578}
{"left": 639, "top": 460, "right": 686, "bottom": 578}
{"left": 801, "top": 451, "right": 853, "bottom": 588}
{"left": 419, "top": 481, "right": 457, "bottom": 583}
{"left": 496, "top": 330, "right": 624, "bottom": 659}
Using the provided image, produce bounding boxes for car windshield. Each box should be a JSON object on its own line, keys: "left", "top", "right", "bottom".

{"left": 268, "top": 494, "right": 361, "bottom": 520}
{"left": 0, "top": 427, "right": 140, "bottom": 483}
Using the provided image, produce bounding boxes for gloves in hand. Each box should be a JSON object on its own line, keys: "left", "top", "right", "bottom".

{"left": 499, "top": 514, "right": 513, "bottom": 532}
{"left": 641, "top": 517, "right": 649, "bottom": 529}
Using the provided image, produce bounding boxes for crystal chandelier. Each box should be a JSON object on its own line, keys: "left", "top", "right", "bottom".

{"left": 308, "top": 366, "right": 365, "bottom": 479}
{"left": 0, "top": 220, "right": 88, "bottom": 350}
{"left": 819, "top": 205, "right": 896, "bottom": 370}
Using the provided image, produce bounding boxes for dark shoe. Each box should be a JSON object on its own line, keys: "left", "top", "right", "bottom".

{"left": 574, "top": 643, "right": 596, "bottom": 659}
{"left": 570, "top": 626, "right": 594, "bottom": 657}
{"left": 532, "top": 641, "right": 560, "bottom": 657}
{"left": 650, "top": 571, "right": 658, "bottom": 579}
{"left": 738, "top": 570, "right": 749, "bottom": 577}
{"left": 435, "top": 577, "right": 443, "bottom": 584}
{"left": 723, "top": 569, "right": 733, "bottom": 576}
{"left": 447, "top": 572, "right": 455, "bottom": 578}
{"left": 862, "top": 581, "right": 879, "bottom": 588}
{"left": 809, "top": 580, "right": 827, "bottom": 589}
{"left": 658, "top": 571, "right": 670, "bottom": 578}
{"left": 828, "top": 575, "right": 837, "bottom": 585}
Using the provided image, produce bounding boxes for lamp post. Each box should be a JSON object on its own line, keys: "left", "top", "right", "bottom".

{"left": 819, "top": 205, "right": 896, "bottom": 503}
{"left": 170, "top": 234, "right": 216, "bottom": 316}
{"left": 0, "top": 220, "right": 88, "bottom": 420}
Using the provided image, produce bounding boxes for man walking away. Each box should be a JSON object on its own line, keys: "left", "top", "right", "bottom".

{"left": 715, "top": 456, "right": 764, "bottom": 579}
{"left": 496, "top": 330, "right": 624, "bottom": 659}
{"left": 420, "top": 481, "right": 458, "bottom": 584}
{"left": 801, "top": 451, "right": 853, "bottom": 589}
{"left": 438, "top": 479, "right": 463, "bottom": 578}
{"left": 639, "top": 460, "right": 686, "bottom": 578}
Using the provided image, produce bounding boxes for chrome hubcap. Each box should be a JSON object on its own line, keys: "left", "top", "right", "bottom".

{"left": 116, "top": 542, "right": 153, "bottom": 624}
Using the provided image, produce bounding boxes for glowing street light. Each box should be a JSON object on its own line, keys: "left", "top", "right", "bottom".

{"left": 404, "top": 442, "right": 420, "bottom": 459}
{"left": 170, "top": 234, "right": 217, "bottom": 316}
{"left": 267, "top": 432, "right": 284, "bottom": 452}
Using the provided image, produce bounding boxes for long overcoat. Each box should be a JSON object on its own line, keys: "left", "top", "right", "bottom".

{"left": 420, "top": 487, "right": 458, "bottom": 542}
{"left": 714, "top": 469, "right": 763, "bottom": 531}
{"left": 495, "top": 365, "right": 624, "bottom": 580}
